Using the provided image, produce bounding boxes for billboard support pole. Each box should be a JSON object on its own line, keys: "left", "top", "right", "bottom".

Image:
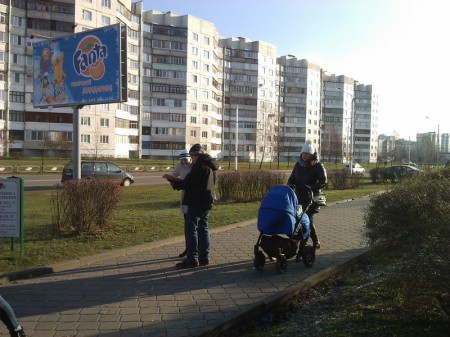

{"left": 73, "top": 106, "right": 81, "bottom": 180}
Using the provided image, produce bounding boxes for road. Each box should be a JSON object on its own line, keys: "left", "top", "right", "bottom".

{"left": 12, "top": 172, "right": 169, "bottom": 190}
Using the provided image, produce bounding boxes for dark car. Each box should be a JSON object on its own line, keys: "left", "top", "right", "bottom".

{"left": 61, "top": 161, "right": 134, "bottom": 186}
{"left": 383, "top": 165, "right": 423, "bottom": 182}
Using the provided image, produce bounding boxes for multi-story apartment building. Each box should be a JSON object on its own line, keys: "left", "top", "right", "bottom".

{"left": 140, "top": 10, "right": 223, "bottom": 160}
{"left": 1, "top": 0, "right": 378, "bottom": 164}
{"left": 277, "top": 56, "right": 321, "bottom": 164}
{"left": 0, "top": 0, "right": 141, "bottom": 158}
{"left": 221, "top": 37, "right": 278, "bottom": 164}
{"left": 321, "top": 74, "right": 378, "bottom": 164}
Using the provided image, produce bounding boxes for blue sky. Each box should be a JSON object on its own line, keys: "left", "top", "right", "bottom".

{"left": 142, "top": 0, "right": 449, "bottom": 140}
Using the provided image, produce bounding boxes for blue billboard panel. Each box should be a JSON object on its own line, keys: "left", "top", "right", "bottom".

{"left": 33, "top": 24, "right": 125, "bottom": 108}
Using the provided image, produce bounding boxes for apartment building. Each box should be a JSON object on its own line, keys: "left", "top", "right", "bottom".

{"left": 0, "top": 0, "right": 141, "bottom": 158}
{"left": 221, "top": 37, "right": 278, "bottom": 164}
{"left": 1, "top": 0, "right": 378, "bottom": 164}
{"left": 277, "top": 56, "right": 321, "bottom": 163}
{"left": 321, "top": 74, "right": 378, "bottom": 164}
{"left": 140, "top": 10, "right": 223, "bottom": 160}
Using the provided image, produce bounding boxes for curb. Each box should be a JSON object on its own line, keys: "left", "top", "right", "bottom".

{"left": 199, "top": 250, "right": 369, "bottom": 337}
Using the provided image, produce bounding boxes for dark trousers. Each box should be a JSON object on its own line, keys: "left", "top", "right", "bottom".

{"left": 306, "top": 210, "right": 319, "bottom": 243}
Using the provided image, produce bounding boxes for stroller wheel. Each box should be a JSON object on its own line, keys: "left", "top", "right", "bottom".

{"left": 302, "top": 246, "right": 316, "bottom": 267}
{"left": 276, "top": 255, "right": 288, "bottom": 274}
{"left": 254, "top": 251, "right": 265, "bottom": 271}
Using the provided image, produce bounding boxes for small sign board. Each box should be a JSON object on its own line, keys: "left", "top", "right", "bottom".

{"left": 32, "top": 23, "right": 127, "bottom": 108}
{"left": 0, "top": 178, "right": 22, "bottom": 238}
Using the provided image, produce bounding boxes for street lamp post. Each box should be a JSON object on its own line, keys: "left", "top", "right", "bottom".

{"left": 235, "top": 104, "right": 239, "bottom": 171}
{"left": 349, "top": 97, "right": 355, "bottom": 175}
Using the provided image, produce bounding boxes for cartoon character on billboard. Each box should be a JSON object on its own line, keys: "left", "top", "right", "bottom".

{"left": 51, "top": 43, "right": 67, "bottom": 103}
{"left": 35, "top": 46, "right": 56, "bottom": 104}
{"left": 39, "top": 72, "right": 53, "bottom": 104}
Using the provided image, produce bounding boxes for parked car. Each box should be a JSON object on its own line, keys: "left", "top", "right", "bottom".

{"left": 345, "top": 163, "right": 365, "bottom": 174}
{"left": 61, "top": 161, "right": 135, "bottom": 186}
{"left": 383, "top": 165, "right": 423, "bottom": 182}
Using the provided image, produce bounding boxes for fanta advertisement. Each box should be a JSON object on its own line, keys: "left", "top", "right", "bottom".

{"left": 32, "top": 24, "right": 123, "bottom": 108}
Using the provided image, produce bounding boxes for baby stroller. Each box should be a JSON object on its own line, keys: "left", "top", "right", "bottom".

{"left": 253, "top": 185, "right": 316, "bottom": 274}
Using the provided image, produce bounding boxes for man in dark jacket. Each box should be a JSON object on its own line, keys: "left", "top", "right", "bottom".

{"left": 287, "top": 140, "right": 327, "bottom": 249}
{"left": 171, "top": 144, "right": 219, "bottom": 268}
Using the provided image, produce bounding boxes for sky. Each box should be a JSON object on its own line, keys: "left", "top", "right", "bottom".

{"left": 142, "top": 0, "right": 450, "bottom": 140}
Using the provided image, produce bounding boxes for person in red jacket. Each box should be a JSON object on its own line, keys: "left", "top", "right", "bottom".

{"left": 287, "top": 140, "right": 327, "bottom": 249}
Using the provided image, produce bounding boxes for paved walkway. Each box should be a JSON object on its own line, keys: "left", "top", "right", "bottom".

{"left": 0, "top": 197, "right": 370, "bottom": 337}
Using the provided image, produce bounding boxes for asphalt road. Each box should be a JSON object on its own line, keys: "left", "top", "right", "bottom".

{"left": 11, "top": 172, "right": 170, "bottom": 190}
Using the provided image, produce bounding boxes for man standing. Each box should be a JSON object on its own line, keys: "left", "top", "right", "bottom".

{"left": 171, "top": 144, "right": 219, "bottom": 268}
{"left": 163, "top": 149, "right": 192, "bottom": 258}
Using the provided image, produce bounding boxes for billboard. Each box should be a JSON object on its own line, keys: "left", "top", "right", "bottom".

{"left": 32, "top": 24, "right": 127, "bottom": 108}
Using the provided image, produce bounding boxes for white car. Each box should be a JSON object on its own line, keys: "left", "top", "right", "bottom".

{"left": 345, "top": 163, "right": 365, "bottom": 174}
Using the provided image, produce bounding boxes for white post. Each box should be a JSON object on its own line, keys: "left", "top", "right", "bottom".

{"left": 349, "top": 97, "right": 355, "bottom": 175}
{"left": 73, "top": 106, "right": 81, "bottom": 180}
{"left": 235, "top": 104, "right": 239, "bottom": 171}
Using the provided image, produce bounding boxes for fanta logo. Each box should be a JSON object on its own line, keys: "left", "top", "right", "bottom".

{"left": 73, "top": 35, "right": 108, "bottom": 80}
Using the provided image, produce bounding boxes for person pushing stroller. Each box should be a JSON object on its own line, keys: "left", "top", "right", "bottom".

{"left": 287, "top": 140, "right": 327, "bottom": 249}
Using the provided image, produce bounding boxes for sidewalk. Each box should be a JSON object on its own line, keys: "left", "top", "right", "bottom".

{"left": 0, "top": 197, "right": 370, "bottom": 337}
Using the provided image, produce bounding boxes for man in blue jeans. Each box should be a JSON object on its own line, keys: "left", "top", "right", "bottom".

{"left": 171, "top": 144, "right": 219, "bottom": 269}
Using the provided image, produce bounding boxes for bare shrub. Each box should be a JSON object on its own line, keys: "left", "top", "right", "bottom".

{"left": 364, "top": 174, "right": 450, "bottom": 293}
{"left": 217, "top": 170, "right": 286, "bottom": 202}
{"left": 51, "top": 179, "right": 123, "bottom": 234}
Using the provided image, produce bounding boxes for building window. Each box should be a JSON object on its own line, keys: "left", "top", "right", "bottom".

{"left": 81, "top": 134, "right": 90, "bottom": 143}
{"left": 102, "top": 0, "right": 111, "bottom": 8}
{"left": 202, "top": 117, "right": 208, "bottom": 124}
{"left": 100, "top": 135, "right": 109, "bottom": 144}
{"left": 129, "top": 59, "right": 138, "bottom": 69}
{"left": 9, "top": 110, "right": 24, "bottom": 122}
{"left": 10, "top": 91, "right": 25, "bottom": 103}
{"left": 202, "top": 104, "right": 208, "bottom": 112}
{"left": 190, "top": 130, "right": 196, "bottom": 138}
{"left": 0, "top": 13, "right": 7, "bottom": 24}
{"left": 12, "top": 54, "right": 25, "bottom": 65}
{"left": 202, "top": 131, "right": 208, "bottom": 138}
{"left": 82, "top": 10, "right": 92, "bottom": 21}
{"left": 101, "top": 15, "right": 110, "bottom": 26}
{"left": 203, "top": 36, "right": 210, "bottom": 45}
{"left": 11, "top": 34, "right": 25, "bottom": 46}
{"left": 100, "top": 118, "right": 109, "bottom": 127}
{"left": 81, "top": 117, "right": 90, "bottom": 126}
{"left": 11, "top": 16, "right": 25, "bottom": 28}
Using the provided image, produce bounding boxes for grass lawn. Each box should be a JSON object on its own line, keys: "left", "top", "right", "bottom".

{"left": 0, "top": 181, "right": 386, "bottom": 275}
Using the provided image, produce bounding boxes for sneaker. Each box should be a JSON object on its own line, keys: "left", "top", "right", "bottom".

{"left": 313, "top": 240, "right": 321, "bottom": 249}
{"left": 176, "top": 260, "right": 198, "bottom": 269}
{"left": 199, "top": 259, "right": 209, "bottom": 266}
{"left": 12, "top": 326, "right": 27, "bottom": 337}
{"left": 178, "top": 249, "right": 187, "bottom": 258}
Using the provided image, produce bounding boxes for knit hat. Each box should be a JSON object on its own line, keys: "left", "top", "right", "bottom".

{"left": 179, "top": 149, "right": 190, "bottom": 159}
{"left": 189, "top": 143, "right": 204, "bottom": 156}
{"left": 301, "top": 140, "right": 315, "bottom": 154}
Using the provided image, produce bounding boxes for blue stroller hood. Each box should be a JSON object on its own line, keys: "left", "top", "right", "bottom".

{"left": 257, "top": 185, "right": 310, "bottom": 237}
